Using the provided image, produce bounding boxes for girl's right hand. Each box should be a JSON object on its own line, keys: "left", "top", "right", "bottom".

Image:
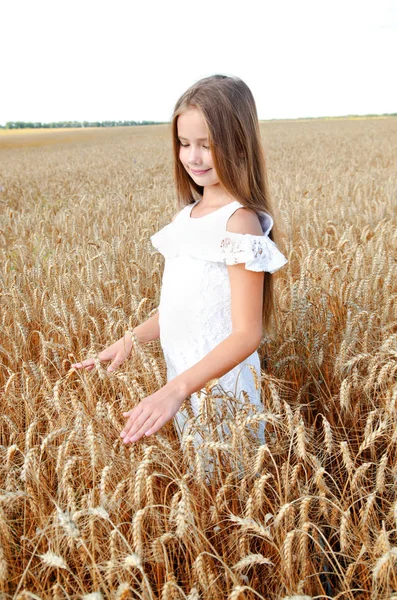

{"left": 71, "top": 333, "right": 134, "bottom": 373}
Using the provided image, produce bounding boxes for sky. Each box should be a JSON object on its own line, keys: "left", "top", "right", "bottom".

{"left": 1, "top": 0, "right": 396, "bottom": 125}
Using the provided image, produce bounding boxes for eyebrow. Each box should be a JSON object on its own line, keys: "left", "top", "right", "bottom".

{"left": 178, "top": 136, "right": 208, "bottom": 141}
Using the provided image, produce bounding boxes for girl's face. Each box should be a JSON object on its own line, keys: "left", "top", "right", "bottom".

{"left": 177, "top": 107, "right": 220, "bottom": 188}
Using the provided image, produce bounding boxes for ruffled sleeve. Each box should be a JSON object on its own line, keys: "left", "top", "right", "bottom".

{"left": 218, "top": 210, "right": 288, "bottom": 273}
{"left": 150, "top": 209, "right": 288, "bottom": 274}
{"left": 150, "top": 223, "right": 178, "bottom": 257}
{"left": 219, "top": 231, "right": 288, "bottom": 273}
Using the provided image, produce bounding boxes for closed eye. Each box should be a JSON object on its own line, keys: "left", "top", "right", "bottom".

{"left": 180, "top": 143, "right": 210, "bottom": 150}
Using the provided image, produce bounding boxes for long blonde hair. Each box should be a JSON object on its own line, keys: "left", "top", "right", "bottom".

{"left": 171, "top": 74, "right": 282, "bottom": 333}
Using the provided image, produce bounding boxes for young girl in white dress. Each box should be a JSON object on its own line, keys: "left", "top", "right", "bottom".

{"left": 72, "top": 74, "right": 288, "bottom": 459}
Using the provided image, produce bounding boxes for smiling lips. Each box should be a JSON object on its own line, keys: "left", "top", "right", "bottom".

{"left": 190, "top": 168, "right": 210, "bottom": 175}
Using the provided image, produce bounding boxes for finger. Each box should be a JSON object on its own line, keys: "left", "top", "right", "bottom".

{"left": 74, "top": 349, "right": 114, "bottom": 369}
{"left": 107, "top": 353, "right": 125, "bottom": 373}
{"left": 122, "top": 414, "right": 149, "bottom": 442}
{"left": 74, "top": 364, "right": 95, "bottom": 371}
{"left": 71, "top": 358, "right": 96, "bottom": 369}
{"left": 123, "top": 413, "right": 161, "bottom": 444}
{"left": 143, "top": 415, "right": 165, "bottom": 437}
{"left": 120, "top": 407, "right": 143, "bottom": 438}
{"left": 122, "top": 409, "right": 134, "bottom": 418}
{"left": 121, "top": 410, "right": 153, "bottom": 443}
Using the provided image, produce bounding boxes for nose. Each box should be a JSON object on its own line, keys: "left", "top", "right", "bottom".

{"left": 188, "top": 145, "right": 203, "bottom": 165}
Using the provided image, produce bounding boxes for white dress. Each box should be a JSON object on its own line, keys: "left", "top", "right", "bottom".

{"left": 150, "top": 198, "right": 288, "bottom": 462}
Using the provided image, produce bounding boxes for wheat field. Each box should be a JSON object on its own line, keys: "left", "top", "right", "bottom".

{"left": 0, "top": 118, "right": 396, "bottom": 599}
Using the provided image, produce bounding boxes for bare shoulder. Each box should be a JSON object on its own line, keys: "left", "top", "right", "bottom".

{"left": 226, "top": 206, "right": 263, "bottom": 235}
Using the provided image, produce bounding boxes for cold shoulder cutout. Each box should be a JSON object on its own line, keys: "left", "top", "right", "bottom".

{"left": 150, "top": 199, "right": 288, "bottom": 274}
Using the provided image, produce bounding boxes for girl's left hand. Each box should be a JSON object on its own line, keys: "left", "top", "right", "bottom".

{"left": 120, "top": 382, "right": 187, "bottom": 443}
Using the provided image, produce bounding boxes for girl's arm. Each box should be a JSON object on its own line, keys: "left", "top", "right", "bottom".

{"left": 129, "top": 311, "right": 160, "bottom": 344}
{"left": 73, "top": 208, "right": 180, "bottom": 372}
{"left": 171, "top": 263, "right": 264, "bottom": 396}
{"left": 71, "top": 311, "right": 160, "bottom": 372}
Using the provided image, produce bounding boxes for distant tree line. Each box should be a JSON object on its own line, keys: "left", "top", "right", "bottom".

{"left": 0, "top": 120, "right": 167, "bottom": 129}
{"left": 1, "top": 114, "right": 396, "bottom": 130}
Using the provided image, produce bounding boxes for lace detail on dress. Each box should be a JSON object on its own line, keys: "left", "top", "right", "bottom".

{"left": 219, "top": 232, "right": 288, "bottom": 273}
{"left": 150, "top": 202, "right": 288, "bottom": 273}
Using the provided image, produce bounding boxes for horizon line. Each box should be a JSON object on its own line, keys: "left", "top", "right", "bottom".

{"left": 1, "top": 112, "right": 396, "bottom": 129}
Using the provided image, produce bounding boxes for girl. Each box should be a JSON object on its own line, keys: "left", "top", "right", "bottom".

{"left": 72, "top": 74, "right": 288, "bottom": 453}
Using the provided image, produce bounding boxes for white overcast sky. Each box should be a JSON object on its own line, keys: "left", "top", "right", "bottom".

{"left": 1, "top": 0, "right": 396, "bottom": 124}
